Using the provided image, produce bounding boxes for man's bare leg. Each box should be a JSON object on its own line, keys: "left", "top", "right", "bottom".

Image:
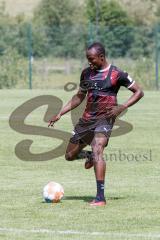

{"left": 90, "top": 133, "right": 109, "bottom": 205}
{"left": 65, "top": 142, "right": 87, "bottom": 161}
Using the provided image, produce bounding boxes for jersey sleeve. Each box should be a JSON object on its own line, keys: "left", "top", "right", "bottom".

{"left": 118, "top": 70, "right": 135, "bottom": 88}
{"left": 79, "top": 69, "right": 88, "bottom": 93}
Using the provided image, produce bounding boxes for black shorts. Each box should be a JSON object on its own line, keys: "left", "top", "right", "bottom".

{"left": 69, "top": 117, "right": 115, "bottom": 145}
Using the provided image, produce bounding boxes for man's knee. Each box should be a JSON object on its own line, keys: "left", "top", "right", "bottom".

{"left": 92, "top": 144, "right": 104, "bottom": 160}
{"left": 65, "top": 152, "right": 76, "bottom": 161}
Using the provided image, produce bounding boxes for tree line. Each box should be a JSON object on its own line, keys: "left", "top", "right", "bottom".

{"left": 0, "top": 0, "right": 159, "bottom": 58}
{"left": 0, "top": 0, "right": 160, "bottom": 88}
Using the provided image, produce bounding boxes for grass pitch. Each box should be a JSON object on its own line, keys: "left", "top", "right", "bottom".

{"left": 0, "top": 89, "right": 160, "bottom": 240}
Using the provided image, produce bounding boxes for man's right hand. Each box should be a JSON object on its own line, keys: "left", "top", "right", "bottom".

{"left": 48, "top": 114, "right": 61, "bottom": 127}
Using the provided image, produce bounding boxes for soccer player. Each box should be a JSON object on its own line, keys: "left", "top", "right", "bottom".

{"left": 48, "top": 42, "right": 144, "bottom": 206}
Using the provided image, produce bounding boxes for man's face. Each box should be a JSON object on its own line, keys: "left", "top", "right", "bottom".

{"left": 86, "top": 48, "right": 104, "bottom": 70}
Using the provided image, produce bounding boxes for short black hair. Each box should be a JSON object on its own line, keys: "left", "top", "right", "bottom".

{"left": 87, "top": 42, "right": 106, "bottom": 56}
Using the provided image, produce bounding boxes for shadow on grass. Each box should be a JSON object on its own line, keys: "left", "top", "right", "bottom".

{"left": 41, "top": 196, "right": 126, "bottom": 204}
{"left": 41, "top": 197, "right": 93, "bottom": 204}
{"left": 108, "top": 196, "right": 126, "bottom": 200}
{"left": 63, "top": 196, "right": 93, "bottom": 202}
{"left": 63, "top": 195, "right": 126, "bottom": 202}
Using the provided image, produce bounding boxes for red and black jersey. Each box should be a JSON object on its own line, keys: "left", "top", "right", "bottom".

{"left": 79, "top": 64, "right": 135, "bottom": 120}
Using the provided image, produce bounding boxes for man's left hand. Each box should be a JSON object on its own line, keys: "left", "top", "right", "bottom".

{"left": 105, "top": 105, "right": 126, "bottom": 118}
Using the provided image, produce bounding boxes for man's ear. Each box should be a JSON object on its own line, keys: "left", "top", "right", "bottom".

{"left": 100, "top": 54, "right": 104, "bottom": 61}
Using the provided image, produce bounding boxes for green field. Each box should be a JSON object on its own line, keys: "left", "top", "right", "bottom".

{"left": 0, "top": 89, "right": 160, "bottom": 240}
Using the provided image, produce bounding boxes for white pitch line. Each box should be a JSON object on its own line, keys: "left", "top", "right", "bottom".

{"left": 0, "top": 228, "right": 160, "bottom": 239}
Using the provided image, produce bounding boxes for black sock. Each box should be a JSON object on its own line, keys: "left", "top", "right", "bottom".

{"left": 77, "top": 150, "right": 93, "bottom": 160}
{"left": 96, "top": 180, "right": 105, "bottom": 201}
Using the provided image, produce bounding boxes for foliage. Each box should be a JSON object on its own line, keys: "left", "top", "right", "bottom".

{"left": 33, "top": 0, "right": 87, "bottom": 58}
{"left": 119, "top": 0, "right": 159, "bottom": 26}
{"left": 86, "top": 0, "right": 134, "bottom": 57}
{"left": 86, "top": 0, "right": 155, "bottom": 59}
{"left": 0, "top": 47, "right": 28, "bottom": 88}
{"left": 129, "top": 26, "right": 154, "bottom": 59}
{"left": 0, "top": 0, "right": 156, "bottom": 59}
{"left": 0, "top": 0, "right": 159, "bottom": 89}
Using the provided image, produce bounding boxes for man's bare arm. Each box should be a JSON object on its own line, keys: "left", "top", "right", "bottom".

{"left": 48, "top": 88, "right": 86, "bottom": 127}
{"left": 105, "top": 83, "right": 144, "bottom": 118}
{"left": 59, "top": 88, "right": 86, "bottom": 116}
{"left": 122, "top": 83, "right": 144, "bottom": 108}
